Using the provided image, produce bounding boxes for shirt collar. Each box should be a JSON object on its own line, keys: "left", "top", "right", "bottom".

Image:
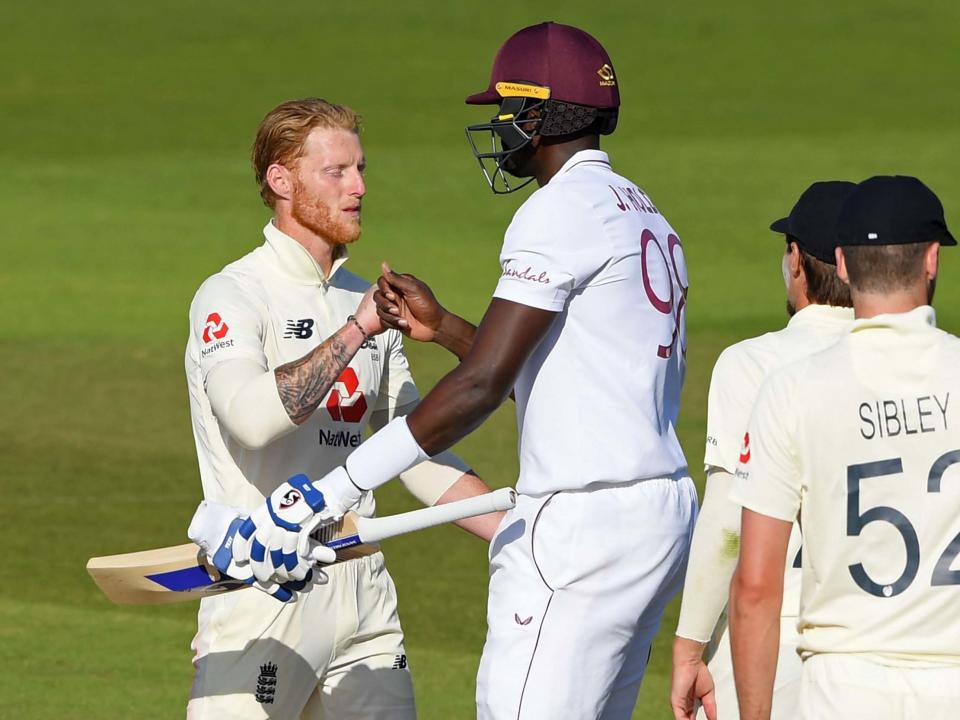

{"left": 787, "top": 303, "right": 855, "bottom": 329}
{"left": 557, "top": 149, "right": 612, "bottom": 177}
{"left": 850, "top": 305, "right": 937, "bottom": 334}
{"left": 262, "top": 221, "right": 349, "bottom": 285}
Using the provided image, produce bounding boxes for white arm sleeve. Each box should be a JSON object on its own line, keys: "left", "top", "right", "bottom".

{"left": 205, "top": 358, "right": 296, "bottom": 450}
{"left": 369, "top": 402, "right": 471, "bottom": 506}
{"left": 675, "top": 468, "right": 743, "bottom": 643}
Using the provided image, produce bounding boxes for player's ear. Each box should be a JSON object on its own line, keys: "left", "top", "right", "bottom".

{"left": 266, "top": 163, "right": 294, "bottom": 203}
{"left": 835, "top": 247, "right": 850, "bottom": 285}
{"left": 787, "top": 242, "right": 802, "bottom": 278}
{"left": 924, "top": 241, "right": 940, "bottom": 280}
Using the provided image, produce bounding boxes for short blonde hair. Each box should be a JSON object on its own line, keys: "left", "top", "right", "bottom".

{"left": 252, "top": 98, "right": 361, "bottom": 208}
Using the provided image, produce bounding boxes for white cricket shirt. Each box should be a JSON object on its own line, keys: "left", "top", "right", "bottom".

{"left": 493, "top": 150, "right": 689, "bottom": 495}
{"left": 705, "top": 305, "right": 855, "bottom": 474}
{"left": 732, "top": 306, "right": 960, "bottom": 666}
{"left": 185, "top": 222, "right": 419, "bottom": 513}
{"left": 707, "top": 304, "right": 854, "bottom": 617}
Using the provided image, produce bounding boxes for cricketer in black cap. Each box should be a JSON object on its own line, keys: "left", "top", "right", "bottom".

{"left": 729, "top": 175, "right": 960, "bottom": 720}
{"left": 671, "top": 183, "right": 857, "bottom": 720}
{"left": 836, "top": 175, "right": 955, "bottom": 311}
{"left": 771, "top": 180, "right": 857, "bottom": 316}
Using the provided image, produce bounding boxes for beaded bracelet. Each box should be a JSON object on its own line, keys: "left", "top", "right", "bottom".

{"left": 347, "top": 314, "right": 369, "bottom": 340}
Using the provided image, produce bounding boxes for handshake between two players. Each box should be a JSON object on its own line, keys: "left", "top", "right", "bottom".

{"left": 189, "top": 270, "right": 443, "bottom": 602}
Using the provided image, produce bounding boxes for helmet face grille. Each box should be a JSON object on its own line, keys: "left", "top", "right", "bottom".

{"left": 464, "top": 96, "right": 544, "bottom": 194}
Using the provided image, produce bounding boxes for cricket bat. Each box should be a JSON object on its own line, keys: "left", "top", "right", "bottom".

{"left": 87, "top": 487, "right": 515, "bottom": 605}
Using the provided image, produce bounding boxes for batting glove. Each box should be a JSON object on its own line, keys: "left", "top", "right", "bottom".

{"left": 188, "top": 500, "right": 320, "bottom": 603}
{"left": 307, "top": 466, "right": 364, "bottom": 523}
{"left": 233, "top": 474, "right": 339, "bottom": 585}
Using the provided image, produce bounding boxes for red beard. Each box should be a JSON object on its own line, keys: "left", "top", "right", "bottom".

{"left": 290, "top": 178, "right": 361, "bottom": 246}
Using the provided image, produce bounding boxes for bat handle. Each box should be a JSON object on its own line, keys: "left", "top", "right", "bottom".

{"left": 301, "top": 487, "right": 517, "bottom": 563}
{"left": 489, "top": 487, "right": 518, "bottom": 511}
{"left": 358, "top": 487, "right": 517, "bottom": 544}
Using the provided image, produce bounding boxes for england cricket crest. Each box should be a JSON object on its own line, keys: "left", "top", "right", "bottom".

{"left": 256, "top": 662, "right": 278, "bottom": 704}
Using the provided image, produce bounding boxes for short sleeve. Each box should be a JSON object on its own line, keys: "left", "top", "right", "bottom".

{"left": 729, "top": 369, "right": 803, "bottom": 523}
{"left": 704, "top": 345, "right": 763, "bottom": 473}
{"left": 492, "top": 188, "right": 604, "bottom": 311}
{"left": 373, "top": 330, "right": 420, "bottom": 413}
{"left": 189, "top": 275, "right": 268, "bottom": 381}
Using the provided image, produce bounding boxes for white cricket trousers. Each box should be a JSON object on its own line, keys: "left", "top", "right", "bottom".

{"left": 186, "top": 551, "right": 415, "bottom": 720}
{"left": 477, "top": 476, "right": 698, "bottom": 720}
{"left": 800, "top": 654, "right": 960, "bottom": 719}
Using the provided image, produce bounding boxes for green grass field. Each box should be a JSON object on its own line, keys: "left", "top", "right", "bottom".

{"left": 3, "top": 1, "right": 959, "bottom": 717}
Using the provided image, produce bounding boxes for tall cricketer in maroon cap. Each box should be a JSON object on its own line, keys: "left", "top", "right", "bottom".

{"left": 465, "top": 21, "right": 621, "bottom": 193}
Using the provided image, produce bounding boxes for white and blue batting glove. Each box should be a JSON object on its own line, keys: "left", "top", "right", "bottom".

{"left": 232, "top": 474, "right": 339, "bottom": 585}
{"left": 307, "top": 466, "right": 364, "bottom": 522}
{"left": 188, "top": 500, "right": 321, "bottom": 603}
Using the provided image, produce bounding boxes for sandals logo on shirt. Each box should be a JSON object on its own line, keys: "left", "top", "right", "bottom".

{"left": 201, "top": 312, "right": 230, "bottom": 344}
{"left": 501, "top": 261, "right": 551, "bottom": 285}
{"left": 326, "top": 368, "right": 367, "bottom": 423}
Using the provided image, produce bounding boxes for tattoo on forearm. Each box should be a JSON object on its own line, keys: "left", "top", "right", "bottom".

{"left": 275, "top": 328, "right": 357, "bottom": 425}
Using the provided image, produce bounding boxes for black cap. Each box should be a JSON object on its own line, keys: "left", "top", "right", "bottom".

{"left": 836, "top": 175, "right": 956, "bottom": 248}
{"left": 770, "top": 181, "right": 857, "bottom": 264}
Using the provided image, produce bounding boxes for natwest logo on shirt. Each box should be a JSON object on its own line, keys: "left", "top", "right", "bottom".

{"left": 326, "top": 368, "right": 367, "bottom": 423}
{"left": 202, "top": 312, "right": 230, "bottom": 344}
{"left": 739, "top": 432, "right": 751, "bottom": 464}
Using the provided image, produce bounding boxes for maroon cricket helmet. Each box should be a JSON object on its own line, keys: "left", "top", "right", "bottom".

{"left": 465, "top": 22, "right": 620, "bottom": 109}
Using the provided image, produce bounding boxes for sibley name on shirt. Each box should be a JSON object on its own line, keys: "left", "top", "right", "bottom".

{"left": 858, "top": 392, "right": 950, "bottom": 440}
